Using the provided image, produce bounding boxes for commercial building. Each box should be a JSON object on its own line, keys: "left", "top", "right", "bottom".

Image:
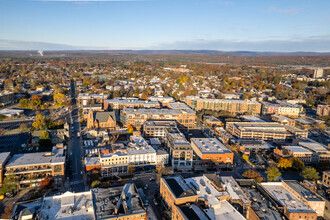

{"left": 11, "top": 183, "right": 147, "bottom": 220}
{"left": 143, "top": 120, "right": 177, "bottom": 139}
{"left": 99, "top": 151, "right": 129, "bottom": 177}
{"left": 0, "top": 92, "right": 14, "bottom": 106}
{"left": 0, "top": 152, "right": 10, "bottom": 185}
{"left": 77, "top": 93, "right": 109, "bottom": 106}
{"left": 236, "top": 139, "right": 274, "bottom": 153}
{"left": 104, "top": 97, "right": 160, "bottom": 111}
{"left": 87, "top": 110, "right": 118, "bottom": 130}
{"left": 0, "top": 108, "right": 24, "bottom": 117}
{"left": 271, "top": 114, "right": 296, "bottom": 126}
{"left": 121, "top": 108, "right": 195, "bottom": 130}
{"left": 165, "top": 127, "right": 193, "bottom": 169}
{"left": 274, "top": 146, "right": 313, "bottom": 164}
{"left": 262, "top": 102, "right": 303, "bottom": 118}
{"left": 203, "top": 115, "right": 223, "bottom": 126}
{"left": 5, "top": 146, "right": 65, "bottom": 187}
{"left": 226, "top": 122, "right": 294, "bottom": 141}
{"left": 185, "top": 96, "right": 261, "bottom": 115}
{"left": 127, "top": 135, "right": 157, "bottom": 166}
{"left": 322, "top": 171, "right": 330, "bottom": 187}
{"left": 190, "top": 138, "right": 233, "bottom": 165}
{"left": 82, "top": 104, "right": 103, "bottom": 120}
{"left": 160, "top": 175, "right": 247, "bottom": 220}
{"left": 148, "top": 95, "right": 174, "bottom": 104}
{"left": 93, "top": 183, "right": 147, "bottom": 220}
{"left": 260, "top": 181, "right": 323, "bottom": 219}
{"left": 317, "top": 105, "right": 330, "bottom": 117}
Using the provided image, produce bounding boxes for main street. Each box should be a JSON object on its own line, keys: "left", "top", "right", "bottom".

{"left": 68, "top": 79, "right": 85, "bottom": 192}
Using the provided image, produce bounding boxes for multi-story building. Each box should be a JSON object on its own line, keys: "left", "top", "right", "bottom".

{"left": 271, "top": 114, "right": 296, "bottom": 126}
{"left": 190, "top": 138, "right": 233, "bottom": 165}
{"left": 104, "top": 97, "right": 160, "bottom": 111}
{"left": 77, "top": 93, "right": 109, "bottom": 106}
{"left": 165, "top": 127, "right": 193, "bottom": 169}
{"left": 0, "top": 152, "right": 10, "bottom": 186}
{"left": 322, "top": 171, "right": 330, "bottom": 186}
{"left": 99, "top": 151, "right": 129, "bottom": 177}
{"left": 127, "top": 135, "right": 157, "bottom": 166}
{"left": 160, "top": 175, "right": 246, "bottom": 220}
{"left": 317, "top": 105, "right": 330, "bottom": 117}
{"left": 262, "top": 102, "right": 303, "bottom": 118}
{"left": 185, "top": 96, "right": 261, "bottom": 114}
{"left": 261, "top": 181, "right": 323, "bottom": 219}
{"left": 203, "top": 115, "right": 223, "bottom": 126}
{"left": 313, "top": 68, "right": 324, "bottom": 78}
{"left": 143, "top": 120, "right": 177, "bottom": 139}
{"left": 4, "top": 146, "right": 65, "bottom": 187}
{"left": 121, "top": 108, "right": 195, "bottom": 130}
{"left": 226, "top": 122, "right": 294, "bottom": 141}
{"left": 0, "top": 92, "right": 14, "bottom": 106}
{"left": 148, "top": 95, "right": 174, "bottom": 104}
{"left": 87, "top": 110, "right": 118, "bottom": 130}
{"left": 277, "top": 146, "right": 313, "bottom": 164}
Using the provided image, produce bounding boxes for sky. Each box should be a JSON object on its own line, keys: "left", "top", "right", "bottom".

{"left": 0, "top": 0, "right": 330, "bottom": 51}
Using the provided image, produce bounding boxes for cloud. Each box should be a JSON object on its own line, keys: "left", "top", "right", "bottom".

{"left": 269, "top": 7, "right": 300, "bottom": 15}
{"left": 153, "top": 36, "right": 330, "bottom": 52}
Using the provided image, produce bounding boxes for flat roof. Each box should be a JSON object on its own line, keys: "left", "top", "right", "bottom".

{"left": 93, "top": 183, "right": 146, "bottom": 219}
{"left": 39, "top": 191, "right": 94, "bottom": 220}
{"left": 167, "top": 102, "right": 191, "bottom": 110}
{"left": 105, "top": 97, "right": 160, "bottom": 106}
{"left": 228, "top": 122, "right": 287, "bottom": 131}
{"left": 237, "top": 139, "right": 274, "bottom": 149}
{"left": 178, "top": 204, "right": 210, "bottom": 220}
{"left": 191, "top": 138, "right": 232, "bottom": 154}
{"left": 186, "top": 96, "right": 260, "bottom": 104}
{"left": 164, "top": 176, "right": 196, "bottom": 198}
{"left": 205, "top": 200, "right": 246, "bottom": 220}
{"left": 0, "top": 152, "right": 10, "bottom": 165}
{"left": 85, "top": 157, "right": 100, "bottom": 166}
{"left": 298, "top": 139, "right": 328, "bottom": 153}
{"left": 284, "top": 146, "right": 312, "bottom": 154}
{"left": 261, "top": 182, "right": 316, "bottom": 213}
{"left": 284, "top": 181, "right": 323, "bottom": 202}
{"left": 6, "top": 150, "right": 65, "bottom": 167}
{"left": 219, "top": 176, "right": 250, "bottom": 205}
{"left": 123, "top": 107, "right": 195, "bottom": 115}
{"left": 143, "top": 120, "right": 177, "bottom": 127}
{"left": 241, "top": 115, "right": 265, "bottom": 122}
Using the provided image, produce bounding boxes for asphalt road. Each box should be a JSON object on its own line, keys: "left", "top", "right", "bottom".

{"left": 68, "top": 80, "right": 85, "bottom": 192}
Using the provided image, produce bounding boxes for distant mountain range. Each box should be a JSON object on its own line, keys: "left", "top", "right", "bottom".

{"left": 48, "top": 50, "right": 330, "bottom": 56}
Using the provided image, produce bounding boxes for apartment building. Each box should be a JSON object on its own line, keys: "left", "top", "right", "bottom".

{"left": 165, "top": 127, "right": 193, "bottom": 169}
{"left": 322, "top": 171, "right": 330, "bottom": 186}
{"left": 262, "top": 102, "right": 303, "bottom": 118}
{"left": 5, "top": 146, "right": 65, "bottom": 187}
{"left": 143, "top": 120, "right": 177, "bottom": 139}
{"left": 185, "top": 96, "right": 261, "bottom": 114}
{"left": 271, "top": 114, "right": 296, "bottom": 126}
{"left": 77, "top": 93, "right": 109, "bottom": 106}
{"left": 226, "top": 122, "right": 294, "bottom": 141}
{"left": 190, "top": 138, "right": 233, "bottom": 165}
{"left": 121, "top": 108, "right": 195, "bottom": 130}
{"left": 148, "top": 95, "right": 174, "bottom": 104}
{"left": 87, "top": 110, "right": 118, "bottom": 130}
{"left": 104, "top": 97, "right": 160, "bottom": 111}
{"left": 278, "top": 146, "right": 313, "bottom": 164}
{"left": 317, "top": 105, "right": 330, "bottom": 117}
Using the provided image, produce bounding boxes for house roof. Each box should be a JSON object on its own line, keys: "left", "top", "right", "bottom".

{"left": 93, "top": 111, "right": 116, "bottom": 123}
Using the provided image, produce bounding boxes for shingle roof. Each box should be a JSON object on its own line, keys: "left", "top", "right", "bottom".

{"left": 93, "top": 111, "right": 116, "bottom": 123}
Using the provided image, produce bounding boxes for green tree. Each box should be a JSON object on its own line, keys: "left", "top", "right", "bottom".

{"left": 301, "top": 167, "right": 320, "bottom": 181}
{"left": 0, "top": 174, "right": 19, "bottom": 195}
{"left": 32, "top": 114, "right": 47, "bottom": 130}
{"left": 292, "top": 157, "right": 305, "bottom": 171}
{"left": 266, "top": 166, "right": 281, "bottom": 182}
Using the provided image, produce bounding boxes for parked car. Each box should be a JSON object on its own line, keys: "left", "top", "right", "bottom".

{"left": 153, "top": 198, "right": 158, "bottom": 206}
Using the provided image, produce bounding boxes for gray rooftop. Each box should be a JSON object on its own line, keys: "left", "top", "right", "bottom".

{"left": 123, "top": 107, "right": 195, "bottom": 115}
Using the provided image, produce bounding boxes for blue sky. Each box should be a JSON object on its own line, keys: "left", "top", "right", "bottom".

{"left": 0, "top": 0, "right": 330, "bottom": 51}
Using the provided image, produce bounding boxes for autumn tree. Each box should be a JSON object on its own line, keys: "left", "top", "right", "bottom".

{"left": 54, "top": 91, "right": 66, "bottom": 106}
{"left": 128, "top": 164, "right": 135, "bottom": 175}
{"left": 126, "top": 124, "right": 134, "bottom": 134}
{"left": 242, "top": 169, "right": 264, "bottom": 183}
{"left": 141, "top": 93, "right": 148, "bottom": 100}
{"left": 32, "top": 114, "right": 47, "bottom": 130}
{"left": 40, "top": 177, "right": 53, "bottom": 189}
{"left": 91, "top": 180, "right": 100, "bottom": 188}
{"left": 30, "top": 95, "right": 42, "bottom": 110}
{"left": 292, "top": 157, "right": 305, "bottom": 171}
{"left": 277, "top": 158, "right": 293, "bottom": 169}
{"left": 242, "top": 155, "right": 249, "bottom": 161}
{"left": 266, "top": 166, "right": 281, "bottom": 182}
{"left": 301, "top": 167, "right": 320, "bottom": 181}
